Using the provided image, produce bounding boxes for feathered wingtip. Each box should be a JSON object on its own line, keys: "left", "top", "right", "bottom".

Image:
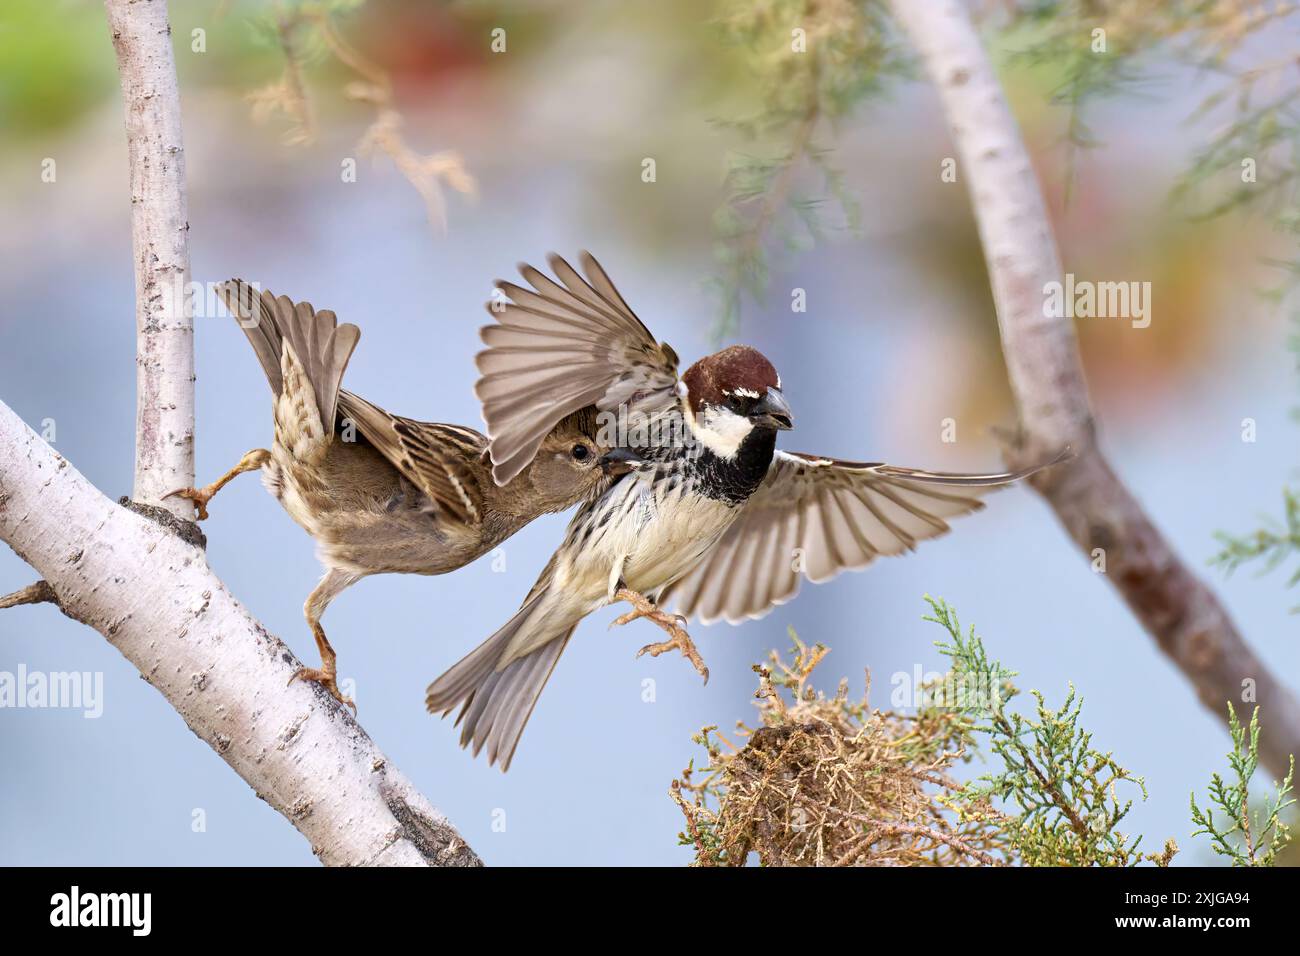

{"left": 1009, "top": 443, "right": 1074, "bottom": 482}
{"left": 1015, "top": 443, "right": 1074, "bottom": 482}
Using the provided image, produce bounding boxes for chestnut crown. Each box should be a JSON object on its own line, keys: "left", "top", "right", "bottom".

{"left": 680, "top": 345, "right": 781, "bottom": 418}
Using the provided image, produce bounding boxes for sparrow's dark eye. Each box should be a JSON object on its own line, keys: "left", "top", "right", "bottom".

{"left": 571, "top": 444, "right": 590, "bottom": 461}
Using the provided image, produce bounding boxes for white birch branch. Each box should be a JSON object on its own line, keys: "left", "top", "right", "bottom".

{"left": 0, "top": 0, "right": 478, "bottom": 865}
{"left": 0, "top": 399, "right": 480, "bottom": 866}
{"left": 105, "top": 0, "right": 195, "bottom": 519}
{"left": 888, "top": 0, "right": 1300, "bottom": 777}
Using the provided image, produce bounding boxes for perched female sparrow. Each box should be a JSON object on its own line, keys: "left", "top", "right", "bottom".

{"left": 167, "top": 281, "right": 630, "bottom": 709}
{"left": 425, "top": 252, "right": 1067, "bottom": 769}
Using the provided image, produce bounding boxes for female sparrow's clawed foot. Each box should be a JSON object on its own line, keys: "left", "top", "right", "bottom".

{"left": 611, "top": 587, "right": 709, "bottom": 684}
{"left": 163, "top": 485, "right": 215, "bottom": 521}
{"left": 165, "top": 448, "right": 271, "bottom": 520}
{"left": 289, "top": 664, "right": 356, "bottom": 713}
{"left": 289, "top": 620, "right": 356, "bottom": 713}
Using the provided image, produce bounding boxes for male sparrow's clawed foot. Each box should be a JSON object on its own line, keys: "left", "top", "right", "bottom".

{"left": 165, "top": 448, "right": 271, "bottom": 520}
{"left": 611, "top": 587, "right": 709, "bottom": 684}
{"left": 426, "top": 251, "right": 1070, "bottom": 770}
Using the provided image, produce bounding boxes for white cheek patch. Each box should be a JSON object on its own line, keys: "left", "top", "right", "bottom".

{"left": 694, "top": 405, "right": 754, "bottom": 460}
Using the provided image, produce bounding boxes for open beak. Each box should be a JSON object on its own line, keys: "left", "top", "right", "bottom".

{"left": 599, "top": 447, "right": 643, "bottom": 477}
{"left": 749, "top": 387, "right": 794, "bottom": 431}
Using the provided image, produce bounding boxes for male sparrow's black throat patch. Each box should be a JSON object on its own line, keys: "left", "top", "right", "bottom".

{"left": 688, "top": 425, "right": 778, "bottom": 504}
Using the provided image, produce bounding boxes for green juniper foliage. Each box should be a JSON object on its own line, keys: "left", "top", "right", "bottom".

{"left": 674, "top": 598, "right": 1180, "bottom": 866}
{"left": 707, "top": 0, "right": 905, "bottom": 339}
{"left": 990, "top": 2, "right": 1300, "bottom": 222}
{"left": 1212, "top": 320, "right": 1300, "bottom": 601}
{"left": 672, "top": 629, "right": 1015, "bottom": 866}
{"left": 999, "top": 0, "right": 1300, "bottom": 330}
{"left": 996, "top": 3, "right": 1153, "bottom": 202}
{"left": 924, "top": 597, "right": 1166, "bottom": 866}
{"left": 1190, "top": 702, "right": 1295, "bottom": 866}
{"left": 707, "top": 1, "right": 1300, "bottom": 334}
{"left": 676, "top": 597, "right": 1300, "bottom": 866}
{"left": 1212, "top": 486, "right": 1300, "bottom": 604}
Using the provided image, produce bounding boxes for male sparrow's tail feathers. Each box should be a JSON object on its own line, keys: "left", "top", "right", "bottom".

{"left": 426, "top": 585, "right": 576, "bottom": 772}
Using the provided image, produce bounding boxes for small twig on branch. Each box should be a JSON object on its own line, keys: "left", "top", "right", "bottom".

{"left": 888, "top": 0, "right": 1300, "bottom": 777}
{"left": 830, "top": 817, "right": 1004, "bottom": 868}
{"left": 0, "top": 581, "right": 58, "bottom": 611}
{"left": 0, "top": 400, "right": 481, "bottom": 866}
{"left": 0, "top": 0, "right": 483, "bottom": 866}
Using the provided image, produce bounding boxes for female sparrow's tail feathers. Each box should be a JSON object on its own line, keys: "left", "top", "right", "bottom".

{"left": 218, "top": 279, "right": 360, "bottom": 434}
{"left": 426, "top": 591, "right": 575, "bottom": 771}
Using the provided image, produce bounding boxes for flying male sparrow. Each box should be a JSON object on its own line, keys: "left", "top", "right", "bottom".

{"left": 424, "top": 252, "right": 1067, "bottom": 770}
{"left": 166, "top": 281, "right": 631, "bottom": 709}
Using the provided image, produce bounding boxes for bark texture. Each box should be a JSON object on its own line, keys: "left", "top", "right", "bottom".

{"left": 889, "top": 0, "right": 1300, "bottom": 777}
{"left": 0, "top": 400, "right": 481, "bottom": 866}
{"left": 0, "top": 0, "right": 480, "bottom": 866}
{"left": 106, "top": 0, "right": 195, "bottom": 518}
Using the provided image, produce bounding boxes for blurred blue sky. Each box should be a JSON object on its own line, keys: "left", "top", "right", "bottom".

{"left": 2, "top": 2, "right": 1299, "bottom": 866}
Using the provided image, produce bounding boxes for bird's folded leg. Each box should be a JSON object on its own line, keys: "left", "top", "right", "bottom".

{"left": 611, "top": 587, "right": 709, "bottom": 684}
{"left": 290, "top": 619, "right": 357, "bottom": 713}
{"left": 164, "top": 448, "right": 271, "bottom": 520}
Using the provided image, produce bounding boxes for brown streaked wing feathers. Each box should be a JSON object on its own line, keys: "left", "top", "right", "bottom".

{"left": 336, "top": 390, "right": 485, "bottom": 528}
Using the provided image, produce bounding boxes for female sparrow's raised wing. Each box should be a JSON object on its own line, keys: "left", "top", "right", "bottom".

{"left": 476, "top": 251, "right": 680, "bottom": 484}
{"left": 170, "top": 280, "right": 628, "bottom": 711}
{"left": 335, "top": 390, "right": 486, "bottom": 530}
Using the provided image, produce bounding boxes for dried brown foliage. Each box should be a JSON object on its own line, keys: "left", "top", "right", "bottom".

{"left": 246, "top": 4, "right": 474, "bottom": 229}
{"left": 673, "top": 635, "right": 1012, "bottom": 866}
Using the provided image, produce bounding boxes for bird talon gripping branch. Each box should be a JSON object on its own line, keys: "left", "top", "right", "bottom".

{"left": 185, "top": 279, "right": 619, "bottom": 715}
{"left": 163, "top": 485, "right": 214, "bottom": 521}
{"left": 288, "top": 666, "right": 357, "bottom": 714}
{"left": 164, "top": 448, "right": 271, "bottom": 521}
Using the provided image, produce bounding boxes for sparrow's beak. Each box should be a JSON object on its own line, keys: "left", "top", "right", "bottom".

{"left": 599, "top": 447, "right": 643, "bottom": 477}
{"left": 749, "top": 387, "right": 794, "bottom": 430}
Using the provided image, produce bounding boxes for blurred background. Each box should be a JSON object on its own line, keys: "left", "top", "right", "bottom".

{"left": 1, "top": 0, "right": 1297, "bottom": 865}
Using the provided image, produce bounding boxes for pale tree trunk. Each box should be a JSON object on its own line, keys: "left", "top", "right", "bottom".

{"left": 105, "top": 0, "right": 195, "bottom": 519}
{"left": 888, "top": 0, "right": 1300, "bottom": 778}
{"left": 0, "top": 402, "right": 477, "bottom": 865}
{"left": 0, "top": 0, "right": 481, "bottom": 866}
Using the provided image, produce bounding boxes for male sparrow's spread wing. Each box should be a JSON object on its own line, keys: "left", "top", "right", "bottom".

{"left": 335, "top": 390, "right": 486, "bottom": 528}
{"left": 476, "top": 251, "right": 680, "bottom": 485}
{"left": 660, "top": 450, "right": 1063, "bottom": 625}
